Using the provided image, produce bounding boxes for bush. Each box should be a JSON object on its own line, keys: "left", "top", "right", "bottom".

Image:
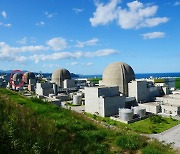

{"left": 142, "top": 145, "right": 163, "bottom": 154}
{"left": 149, "top": 115, "right": 167, "bottom": 124}
{"left": 115, "top": 134, "right": 147, "bottom": 150}
{"left": 142, "top": 140, "right": 173, "bottom": 154}
{"left": 0, "top": 89, "right": 111, "bottom": 153}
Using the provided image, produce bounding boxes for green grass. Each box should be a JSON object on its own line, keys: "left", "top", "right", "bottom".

{"left": 129, "top": 115, "right": 180, "bottom": 134}
{"left": 0, "top": 88, "right": 178, "bottom": 153}
{"left": 85, "top": 113, "right": 180, "bottom": 134}
{"left": 66, "top": 101, "right": 82, "bottom": 107}
{"left": 87, "top": 78, "right": 102, "bottom": 84}
{"left": 141, "top": 140, "right": 175, "bottom": 154}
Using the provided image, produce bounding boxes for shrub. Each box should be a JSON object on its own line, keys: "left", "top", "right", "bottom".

{"left": 142, "top": 145, "right": 163, "bottom": 154}
{"left": 149, "top": 115, "right": 167, "bottom": 124}
{"left": 115, "top": 134, "right": 146, "bottom": 150}
{"left": 142, "top": 140, "right": 173, "bottom": 154}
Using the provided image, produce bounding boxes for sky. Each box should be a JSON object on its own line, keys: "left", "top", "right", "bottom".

{"left": 0, "top": 0, "right": 180, "bottom": 75}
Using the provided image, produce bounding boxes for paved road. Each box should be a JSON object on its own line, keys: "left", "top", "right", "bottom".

{"left": 148, "top": 124, "right": 180, "bottom": 149}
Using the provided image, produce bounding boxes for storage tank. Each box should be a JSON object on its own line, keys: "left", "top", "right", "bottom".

{"left": 73, "top": 95, "right": 82, "bottom": 105}
{"left": 119, "top": 108, "right": 133, "bottom": 121}
{"left": 132, "top": 107, "right": 146, "bottom": 117}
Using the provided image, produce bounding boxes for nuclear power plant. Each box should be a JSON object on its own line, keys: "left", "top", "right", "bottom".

{"left": 1, "top": 61, "right": 180, "bottom": 123}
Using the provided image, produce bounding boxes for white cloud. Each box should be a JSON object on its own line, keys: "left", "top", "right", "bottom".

{"left": 71, "top": 62, "right": 78, "bottom": 65}
{"left": 0, "top": 42, "right": 48, "bottom": 54}
{"left": 0, "top": 22, "right": 12, "bottom": 28}
{"left": 0, "top": 39, "right": 118, "bottom": 64}
{"left": 75, "top": 38, "right": 99, "bottom": 48}
{"left": 4, "top": 23, "right": 12, "bottom": 27}
{"left": 1, "top": 11, "right": 7, "bottom": 19}
{"left": 90, "top": 0, "right": 169, "bottom": 29}
{"left": 0, "top": 53, "right": 27, "bottom": 63}
{"left": 46, "top": 37, "right": 67, "bottom": 51}
{"left": 31, "top": 49, "right": 118, "bottom": 63}
{"left": 72, "top": 8, "right": 84, "bottom": 14}
{"left": 90, "top": 0, "right": 120, "bottom": 26}
{"left": 17, "top": 37, "right": 27, "bottom": 45}
{"left": 44, "top": 11, "right": 56, "bottom": 18}
{"left": 141, "top": 32, "right": 165, "bottom": 39}
{"left": 17, "top": 37, "right": 36, "bottom": 44}
{"left": 36, "top": 21, "right": 45, "bottom": 26}
{"left": 0, "top": 42, "right": 48, "bottom": 63}
{"left": 85, "top": 62, "right": 93, "bottom": 66}
{"left": 118, "top": 1, "right": 169, "bottom": 29}
{"left": 66, "top": 62, "right": 78, "bottom": 66}
{"left": 174, "top": 1, "right": 180, "bottom": 6}
{"left": 43, "top": 64, "right": 61, "bottom": 68}
{"left": 30, "top": 38, "right": 36, "bottom": 43}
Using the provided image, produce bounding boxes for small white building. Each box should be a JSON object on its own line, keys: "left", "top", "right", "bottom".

{"left": 139, "top": 102, "right": 161, "bottom": 114}
{"left": 161, "top": 104, "right": 180, "bottom": 116}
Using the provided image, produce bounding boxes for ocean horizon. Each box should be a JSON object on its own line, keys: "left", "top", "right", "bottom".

{"left": 1, "top": 72, "right": 180, "bottom": 79}
{"left": 78, "top": 72, "right": 180, "bottom": 79}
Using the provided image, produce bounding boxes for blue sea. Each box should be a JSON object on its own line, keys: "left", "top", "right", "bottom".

{"left": 1, "top": 72, "right": 180, "bottom": 80}
{"left": 79, "top": 72, "right": 180, "bottom": 79}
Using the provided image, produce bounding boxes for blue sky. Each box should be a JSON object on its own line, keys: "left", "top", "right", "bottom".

{"left": 0, "top": 0, "right": 180, "bottom": 75}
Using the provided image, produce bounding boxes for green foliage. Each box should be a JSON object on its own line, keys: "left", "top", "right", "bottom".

{"left": 129, "top": 115, "right": 180, "bottom": 134}
{"left": 142, "top": 140, "right": 174, "bottom": 154}
{"left": 116, "top": 134, "right": 147, "bottom": 150}
{"left": 30, "top": 97, "right": 48, "bottom": 104}
{"left": 0, "top": 89, "right": 177, "bottom": 154}
{"left": 87, "top": 78, "right": 102, "bottom": 84}
{"left": 149, "top": 115, "right": 168, "bottom": 124}
{"left": 0, "top": 89, "right": 109, "bottom": 153}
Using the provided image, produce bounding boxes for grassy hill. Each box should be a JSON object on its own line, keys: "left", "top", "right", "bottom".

{"left": 0, "top": 88, "right": 177, "bottom": 154}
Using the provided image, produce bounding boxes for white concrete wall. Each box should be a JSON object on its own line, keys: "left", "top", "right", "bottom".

{"left": 104, "top": 96, "right": 125, "bottom": 116}
{"left": 36, "top": 83, "right": 54, "bottom": 96}
{"left": 98, "top": 86, "right": 119, "bottom": 97}
{"left": 63, "top": 79, "right": 76, "bottom": 88}
{"left": 85, "top": 87, "right": 100, "bottom": 115}
{"left": 161, "top": 105, "right": 180, "bottom": 116}
{"left": 128, "top": 81, "right": 149, "bottom": 103}
{"left": 85, "top": 86, "right": 125, "bottom": 117}
{"left": 139, "top": 103, "right": 160, "bottom": 114}
{"left": 163, "top": 97, "right": 180, "bottom": 106}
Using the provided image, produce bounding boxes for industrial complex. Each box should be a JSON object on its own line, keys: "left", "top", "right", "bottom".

{"left": 1, "top": 62, "right": 180, "bottom": 123}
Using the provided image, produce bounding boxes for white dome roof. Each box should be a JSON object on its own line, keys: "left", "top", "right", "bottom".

{"left": 102, "top": 62, "right": 135, "bottom": 96}
{"left": 24, "top": 72, "right": 35, "bottom": 83}
{"left": 52, "top": 68, "right": 71, "bottom": 87}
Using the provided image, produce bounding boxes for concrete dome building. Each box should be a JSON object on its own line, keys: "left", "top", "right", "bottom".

{"left": 24, "top": 72, "right": 36, "bottom": 84}
{"left": 13, "top": 73, "right": 23, "bottom": 82}
{"left": 102, "top": 62, "right": 135, "bottom": 96}
{"left": 52, "top": 68, "right": 71, "bottom": 87}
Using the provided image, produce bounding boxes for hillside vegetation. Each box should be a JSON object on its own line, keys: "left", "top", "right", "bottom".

{"left": 0, "top": 88, "right": 177, "bottom": 154}
{"left": 85, "top": 113, "right": 180, "bottom": 134}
